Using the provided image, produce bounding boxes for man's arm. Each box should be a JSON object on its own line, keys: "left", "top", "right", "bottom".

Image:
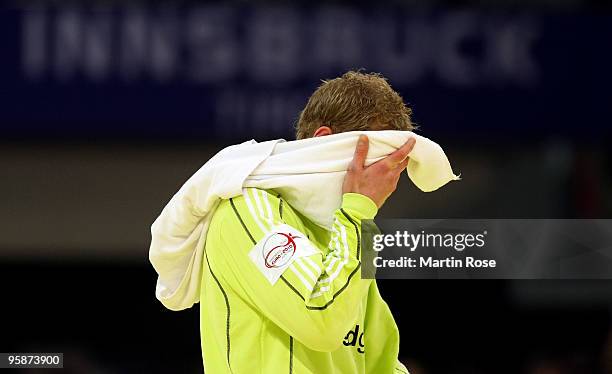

{"left": 208, "top": 188, "right": 376, "bottom": 352}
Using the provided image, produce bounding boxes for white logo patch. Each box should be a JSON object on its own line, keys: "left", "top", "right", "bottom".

{"left": 249, "top": 224, "right": 318, "bottom": 285}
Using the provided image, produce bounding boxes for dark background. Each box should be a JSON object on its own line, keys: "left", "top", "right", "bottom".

{"left": 1, "top": 0, "right": 611, "bottom": 373}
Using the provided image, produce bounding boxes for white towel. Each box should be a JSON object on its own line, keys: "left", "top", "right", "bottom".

{"left": 149, "top": 131, "right": 459, "bottom": 311}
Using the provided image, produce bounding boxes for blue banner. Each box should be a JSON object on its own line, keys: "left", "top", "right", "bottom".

{"left": 1, "top": 5, "right": 611, "bottom": 139}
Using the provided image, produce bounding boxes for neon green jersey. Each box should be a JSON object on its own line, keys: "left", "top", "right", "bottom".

{"left": 200, "top": 188, "right": 409, "bottom": 374}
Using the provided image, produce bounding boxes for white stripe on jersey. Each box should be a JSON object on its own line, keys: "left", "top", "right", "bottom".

{"left": 243, "top": 188, "right": 268, "bottom": 235}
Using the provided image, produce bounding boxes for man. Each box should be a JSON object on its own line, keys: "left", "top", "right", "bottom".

{"left": 201, "top": 71, "right": 414, "bottom": 373}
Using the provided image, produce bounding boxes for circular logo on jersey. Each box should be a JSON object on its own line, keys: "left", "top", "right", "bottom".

{"left": 263, "top": 232, "right": 299, "bottom": 268}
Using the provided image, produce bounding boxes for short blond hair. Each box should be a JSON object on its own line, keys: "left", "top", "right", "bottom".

{"left": 295, "top": 71, "right": 414, "bottom": 139}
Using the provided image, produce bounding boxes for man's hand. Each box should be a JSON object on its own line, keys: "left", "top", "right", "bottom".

{"left": 342, "top": 135, "right": 416, "bottom": 208}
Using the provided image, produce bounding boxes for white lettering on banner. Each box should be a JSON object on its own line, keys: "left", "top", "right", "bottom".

{"left": 149, "top": 8, "right": 179, "bottom": 81}
{"left": 311, "top": 8, "right": 363, "bottom": 74}
{"left": 247, "top": 8, "right": 301, "bottom": 82}
{"left": 20, "top": 6, "right": 540, "bottom": 86}
{"left": 120, "top": 7, "right": 148, "bottom": 80}
{"left": 215, "top": 88, "right": 306, "bottom": 138}
{"left": 186, "top": 7, "right": 239, "bottom": 82}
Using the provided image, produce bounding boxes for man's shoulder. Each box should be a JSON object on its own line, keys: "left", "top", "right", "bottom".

{"left": 225, "top": 188, "right": 281, "bottom": 207}
{"left": 222, "top": 188, "right": 310, "bottom": 230}
{"left": 212, "top": 188, "right": 321, "bottom": 247}
{"left": 214, "top": 188, "right": 283, "bottom": 223}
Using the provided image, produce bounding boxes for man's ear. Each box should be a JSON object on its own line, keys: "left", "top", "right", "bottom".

{"left": 313, "top": 126, "right": 333, "bottom": 137}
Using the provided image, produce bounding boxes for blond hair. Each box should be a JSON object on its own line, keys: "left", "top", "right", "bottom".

{"left": 295, "top": 71, "right": 414, "bottom": 139}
